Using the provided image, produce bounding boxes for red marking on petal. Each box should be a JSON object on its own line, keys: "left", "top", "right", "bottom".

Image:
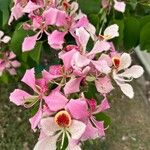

{"left": 112, "top": 56, "right": 120, "bottom": 68}
{"left": 54, "top": 111, "right": 72, "bottom": 128}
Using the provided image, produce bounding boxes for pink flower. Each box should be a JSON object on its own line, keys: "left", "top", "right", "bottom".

{"left": 9, "top": 68, "right": 49, "bottom": 130}
{"left": 22, "top": 7, "right": 69, "bottom": 51}
{"left": 0, "top": 51, "right": 20, "bottom": 76}
{"left": 66, "top": 98, "right": 110, "bottom": 140}
{"left": 34, "top": 110, "right": 86, "bottom": 150}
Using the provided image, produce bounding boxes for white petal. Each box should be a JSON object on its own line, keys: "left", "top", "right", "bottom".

{"left": 118, "top": 53, "right": 131, "bottom": 71}
{"left": 69, "top": 120, "right": 86, "bottom": 140}
{"left": 1, "top": 36, "right": 11, "bottom": 43}
{"left": 41, "top": 117, "right": 59, "bottom": 136}
{"left": 118, "top": 65, "right": 144, "bottom": 79}
{"left": 70, "top": 2, "right": 79, "bottom": 16}
{"left": 86, "top": 23, "right": 96, "bottom": 40}
{"left": 0, "top": 31, "right": 4, "bottom": 39}
{"left": 76, "top": 27, "right": 90, "bottom": 52}
{"left": 33, "top": 135, "right": 59, "bottom": 150}
{"left": 118, "top": 82, "right": 134, "bottom": 99}
{"left": 104, "top": 24, "right": 119, "bottom": 40}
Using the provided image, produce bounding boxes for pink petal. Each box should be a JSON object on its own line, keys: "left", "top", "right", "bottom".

{"left": 49, "top": 65, "right": 62, "bottom": 75}
{"left": 102, "top": 0, "right": 110, "bottom": 9}
{"left": 94, "top": 120, "right": 105, "bottom": 137}
{"left": 29, "top": 105, "right": 43, "bottom": 130}
{"left": 64, "top": 77, "right": 83, "bottom": 95}
{"left": 42, "top": 70, "right": 62, "bottom": 81}
{"left": 9, "top": 89, "right": 32, "bottom": 106}
{"left": 99, "top": 54, "right": 112, "bottom": 67}
{"left": 7, "top": 68, "right": 17, "bottom": 75}
{"left": 66, "top": 99, "right": 89, "bottom": 120}
{"left": 23, "top": 1, "right": 41, "bottom": 13}
{"left": 22, "top": 33, "right": 39, "bottom": 52}
{"left": 89, "top": 41, "right": 110, "bottom": 55}
{"left": 59, "top": 49, "right": 77, "bottom": 70}
{"left": 8, "top": 52, "right": 16, "bottom": 59}
{"left": 95, "top": 76, "right": 114, "bottom": 94}
{"left": 43, "top": 8, "right": 67, "bottom": 26}
{"left": 11, "top": 60, "right": 21, "bottom": 68}
{"left": 81, "top": 121, "right": 99, "bottom": 141}
{"left": 44, "top": 90, "right": 68, "bottom": 111}
{"left": 48, "top": 30, "right": 66, "bottom": 49}
{"left": 114, "top": 0, "right": 126, "bottom": 13}
{"left": 8, "top": 3, "right": 24, "bottom": 25}
{"left": 94, "top": 98, "right": 110, "bottom": 114}
{"left": 92, "top": 60, "right": 111, "bottom": 74}
{"left": 75, "top": 27, "right": 90, "bottom": 51}
{"left": 43, "top": 8, "right": 58, "bottom": 25}
{"left": 21, "top": 68, "right": 36, "bottom": 91}
{"left": 72, "top": 52, "right": 90, "bottom": 69}
{"left": 56, "top": 10, "right": 68, "bottom": 26}
{"left": 32, "top": 15, "right": 43, "bottom": 29}
{"left": 75, "top": 16, "right": 89, "bottom": 28}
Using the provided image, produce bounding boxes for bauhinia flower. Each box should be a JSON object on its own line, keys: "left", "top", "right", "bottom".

{"left": 34, "top": 110, "right": 86, "bottom": 150}
{"left": 0, "top": 51, "right": 20, "bottom": 76}
{"left": 66, "top": 97, "right": 110, "bottom": 141}
{"left": 112, "top": 53, "right": 144, "bottom": 98}
{"left": 9, "top": 68, "right": 49, "bottom": 130}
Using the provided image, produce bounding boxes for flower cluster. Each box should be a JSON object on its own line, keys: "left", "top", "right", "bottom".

{"left": 9, "top": 0, "right": 144, "bottom": 150}
{"left": 0, "top": 31, "right": 20, "bottom": 76}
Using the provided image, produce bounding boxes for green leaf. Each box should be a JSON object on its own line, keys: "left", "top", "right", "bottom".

{"left": 0, "top": 73, "right": 9, "bottom": 84}
{"left": 88, "top": 14, "right": 99, "bottom": 27}
{"left": 0, "top": 10, "right": 2, "bottom": 28}
{"left": 123, "top": 17, "right": 140, "bottom": 50}
{"left": 140, "top": 15, "right": 150, "bottom": 29}
{"left": 128, "top": 0, "right": 137, "bottom": 10}
{"left": 84, "top": 82, "right": 98, "bottom": 100}
{"left": 10, "top": 23, "right": 27, "bottom": 55}
{"left": 95, "top": 112, "right": 111, "bottom": 128}
{"left": 140, "top": 21, "right": 150, "bottom": 52}
{"left": 0, "top": 0, "right": 11, "bottom": 27}
{"left": 29, "top": 41, "right": 43, "bottom": 64}
{"left": 77, "top": 0, "right": 100, "bottom": 14}
{"left": 10, "top": 23, "right": 33, "bottom": 55}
